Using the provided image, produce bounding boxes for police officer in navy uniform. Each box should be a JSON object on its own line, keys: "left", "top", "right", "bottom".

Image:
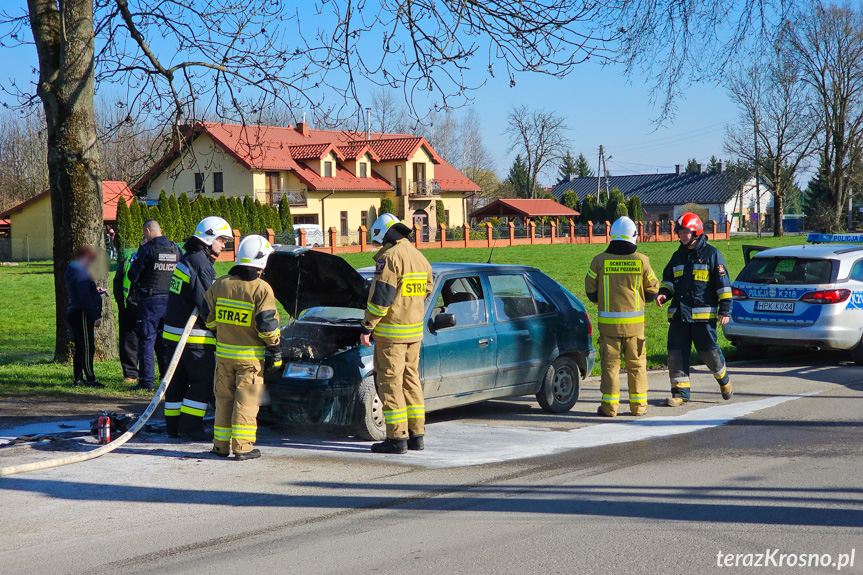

{"left": 162, "top": 217, "right": 232, "bottom": 440}
{"left": 127, "top": 219, "right": 181, "bottom": 392}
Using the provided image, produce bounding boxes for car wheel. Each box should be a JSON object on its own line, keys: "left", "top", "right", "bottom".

{"left": 354, "top": 375, "right": 386, "bottom": 441}
{"left": 850, "top": 338, "right": 863, "bottom": 366}
{"left": 536, "top": 356, "right": 580, "bottom": 413}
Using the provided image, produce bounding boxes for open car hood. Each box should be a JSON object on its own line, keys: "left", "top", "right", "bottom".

{"left": 263, "top": 247, "right": 369, "bottom": 318}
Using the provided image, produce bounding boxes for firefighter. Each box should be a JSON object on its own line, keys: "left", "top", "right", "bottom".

{"left": 204, "top": 235, "right": 281, "bottom": 461}
{"left": 359, "top": 213, "right": 433, "bottom": 454}
{"left": 113, "top": 248, "right": 139, "bottom": 385}
{"left": 127, "top": 220, "right": 181, "bottom": 392}
{"left": 162, "top": 217, "right": 232, "bottom": 440}
{"left": 656, "top": 212, "right": 733, "bottom": 406}
{"left": 586, "top": 217, "right": 660, "bottom": 417}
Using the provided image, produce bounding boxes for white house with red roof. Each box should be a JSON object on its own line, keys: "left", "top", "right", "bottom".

{"left": 134, "top": 122, "right": 481, "bottom": 241}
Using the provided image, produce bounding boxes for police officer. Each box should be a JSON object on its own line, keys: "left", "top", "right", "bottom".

{"left": 359, "top": 213, "right": 433, "bottom": 454}
{"left": 586, "top": 217, "right": 660, "bottom": 417}
{"left": 127, "top": 220, "right": 181, "bottom": 392}
{"left": 656, "top": 212, "right": 733, "bottom": 406}
{"left": 205, "top": 235, "right": 281, "bottom": 461}
{"left": 162, "top": 217, "right": 232, "bottom": 440}
{"left": 113, "top": 248, "right": 139, "bottom": 385}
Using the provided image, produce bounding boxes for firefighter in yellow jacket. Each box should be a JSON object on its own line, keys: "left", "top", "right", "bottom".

{"left": 359, "top": 214, "right": 433, "bottom": 454}
{"left": 204, "top": 235, "right": 281, "bottom": 461}
{"left": 585, "top": 217, "right": 660, "bottom": 417}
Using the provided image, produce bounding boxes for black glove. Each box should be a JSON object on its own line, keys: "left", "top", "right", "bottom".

{"left": 265, "top": 347, "right": 283, "bottom": 374}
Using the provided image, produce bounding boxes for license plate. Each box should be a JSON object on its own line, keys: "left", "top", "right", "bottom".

{"left": 755, "top": 301, "right": 796, "bottom": 313}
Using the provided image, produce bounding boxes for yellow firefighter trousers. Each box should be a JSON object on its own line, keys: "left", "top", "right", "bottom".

{"left": 213, "top": 360, "right": 264, "bottom": 455}
{"left": 599, "top": 333, "right": 648, "bottom": 416}
{"left": 374, "top": 339, "right": 424, "bottom": 439}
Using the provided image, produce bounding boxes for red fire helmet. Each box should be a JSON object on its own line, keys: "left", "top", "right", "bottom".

{"left": 676, "top": 212, "right": 704, "bottom": 236}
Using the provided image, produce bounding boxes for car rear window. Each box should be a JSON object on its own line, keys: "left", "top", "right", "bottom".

{"left": 737, "top": 257, "right": 835, "bottom": 285}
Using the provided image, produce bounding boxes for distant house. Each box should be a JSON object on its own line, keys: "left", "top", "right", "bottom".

{"left": 133, "top": 122, "right": 480, "bottom": 241}
{"left": 0, "top": 181, "right": 133, "bottom": 261}
{"left": 550, "top": 164, "right": 772, "bottom": 232}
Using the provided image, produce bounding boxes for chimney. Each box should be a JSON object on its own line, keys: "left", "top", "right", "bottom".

{"left": 697, "top": 163, "right": 704, "bottom": 174}
{"left": 717, "top": 161, "right": 724, "bottom": 173}
{"left": 296, "top": 122, "right": 310, "bottom": 136}
{"left": 675, "top": 164, "right": 681, "bottom": 176}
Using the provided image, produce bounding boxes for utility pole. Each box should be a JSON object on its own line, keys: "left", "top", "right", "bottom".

{"left": 596, "top": 145, "right": 603, "bottom": 201}
{"left": 754, "top": 115, "right": 762, "bottom": 239}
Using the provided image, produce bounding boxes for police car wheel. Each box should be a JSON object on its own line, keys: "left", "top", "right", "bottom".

{"left": 354, "top": 375, "right": 386, "bottom": 441}
{"left": 537, "top": 356, "right": 580, "bottom": 414}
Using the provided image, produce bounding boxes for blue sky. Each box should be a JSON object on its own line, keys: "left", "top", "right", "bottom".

{"left": 0, "top": 3, "right": 739, "bottom": 186}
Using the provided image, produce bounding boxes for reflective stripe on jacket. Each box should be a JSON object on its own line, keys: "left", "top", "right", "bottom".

{"left": 163, "top": 243, "right": 217, "bottom": 348}
{"left": 362, "top": 238, "right": 433, "bottom": 343}
{"left": 658, "top": 235, "right": 732, "bottom": 323}
{"left": 585, "top": 251, "right": 659, "bottom": 337}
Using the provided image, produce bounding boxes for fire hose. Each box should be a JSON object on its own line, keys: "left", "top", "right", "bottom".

{"left": 0, "top": 310, "right": 199, "bottom": 478}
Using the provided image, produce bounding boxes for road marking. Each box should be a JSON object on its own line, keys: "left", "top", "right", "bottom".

{"left": 377, "top": 393, "right": 822, "bottom": 468}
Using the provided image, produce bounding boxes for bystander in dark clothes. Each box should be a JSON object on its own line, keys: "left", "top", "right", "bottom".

{"left": 114, "top": 249, "right": 139, "bottom": 383}
{"left": 65, "top": 247, "right": 105, "bottom": 388}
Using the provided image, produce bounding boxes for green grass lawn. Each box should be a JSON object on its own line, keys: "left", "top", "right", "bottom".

{"left": 0, "top": 235, "right": 807, "bottom": 397}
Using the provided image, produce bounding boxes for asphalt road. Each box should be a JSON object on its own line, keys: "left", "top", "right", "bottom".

{"left": 1, "top": 358, "right": 862, "bottom": 574}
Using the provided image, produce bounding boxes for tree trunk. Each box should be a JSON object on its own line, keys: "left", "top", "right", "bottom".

{"left": 28, "top": 0, "right": 117, "bottom": 362}
{"left": 772, "top": 190, "right": 784, "bottom": 237}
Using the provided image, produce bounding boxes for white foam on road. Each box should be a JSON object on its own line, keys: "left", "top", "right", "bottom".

{"left": 387, "top": 393, "right": 821, "bottom": 468}
{"left": 0, "top": 420, "right": 91, "bottom": 446}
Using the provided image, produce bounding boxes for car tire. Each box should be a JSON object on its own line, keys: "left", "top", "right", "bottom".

{"left": 536, "top": 356, "right": 580, "bottom": 413}
{"left": 850, "top": 338, "right": 863, "bottom": 366}
{"left": 354, "top": 375, "right": 386, "bottom": 441}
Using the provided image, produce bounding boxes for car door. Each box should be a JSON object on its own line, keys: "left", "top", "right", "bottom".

{"left": 422, "top": 274, "right": 498, "bottom": 399}
{"left": 487, "top": 273, "right": 548, "bottom": 389}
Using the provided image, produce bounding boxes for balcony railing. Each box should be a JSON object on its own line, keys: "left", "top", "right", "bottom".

{"left": 408, "top": 179, "right": 441, "bottom": 197}
{"left": 255, "top": 188, "right": 308, "bottom": 207}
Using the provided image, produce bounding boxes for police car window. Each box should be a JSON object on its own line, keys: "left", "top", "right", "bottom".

{"left": 432, "top": 276, "right": 486, "bottom": 327}
{"left": 528, "top": 281, "right": 556, "bottom": 315}
{"left": 850, "top": 260, "right": 863, "bottom": 281}
{"left": 737, "top": 258, "right": 833, "bottom": 285}
{"left": 489, "top": 274, "right": 537, "bottom": 321}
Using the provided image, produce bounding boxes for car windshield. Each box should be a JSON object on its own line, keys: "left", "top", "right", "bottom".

{"left": 737, "top": 257, "right": 834, "bottom": 285}
{"left": 297, "top": 306, "right": 364, "bottom": 324}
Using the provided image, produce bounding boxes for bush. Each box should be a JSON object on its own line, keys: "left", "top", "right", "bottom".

{"left": 615, "top": 202, "right": 629, "bottom": 219}
{"left": 626, "top": 196, "right": 643, "bottom": 221}
{"left": 380, "top": 197, "right": 396, "bottom": 216}
{"left": 278, "top": 195, "right": 294, "bottom": 235}
{"left": 680, "top": 202, "right": 710, "bottom": 223}
{"left": 114, "top": 197, "right": 132, "bottom": 254}
{"left": 435, "top": 200, "right": 446, "bottom": 225}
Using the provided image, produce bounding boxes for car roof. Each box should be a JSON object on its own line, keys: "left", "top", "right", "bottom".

{"left": 754, "top": 244, "right": 863, "bottom": 260}
{"left": 357, "top": 262, "right": 540, "bottom": 274}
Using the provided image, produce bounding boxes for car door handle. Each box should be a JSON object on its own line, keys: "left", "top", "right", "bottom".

{"left": 478, "top": 338, "right": 492, "bottom": 347}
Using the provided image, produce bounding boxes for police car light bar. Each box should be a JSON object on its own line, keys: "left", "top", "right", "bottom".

{"left": 807, "top": 233, "right": 863, "bottom": 244}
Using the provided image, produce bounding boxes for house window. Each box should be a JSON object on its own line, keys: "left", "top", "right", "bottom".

{"left": 395, "top": 165, "right": 402, "bottom": 195}
{"left": 361, "top": 210, "right": 368, "bottom": 228}
{"left": 294, "top": 215, "right": 319, "bottom": 225}
{"left": 340, "top": 211, "right": 348, "bottom": 236}
{"left": 194, "top": 173, "right": 205, "bottom": 194}
{"left": 213, "top": 172, "right": 224, "bottom": 193}
{"left": 324, "top": 162, "right": 333, "bottom": 177}
{"left": 359, "top": 163, "right": 368, "bottom": 178}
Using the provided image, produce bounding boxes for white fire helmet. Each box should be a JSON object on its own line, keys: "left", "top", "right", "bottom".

{"left": 194, "top": 216, "right": 232, "bottom": 246}
{"left": 235, "top": 235, "right": 274, "bottom": 269}
{"left": 610, "top": 216, "right": 638, "bottom": 245}
{"left": 370, "top": 213, "right": 411, "bottom": 244}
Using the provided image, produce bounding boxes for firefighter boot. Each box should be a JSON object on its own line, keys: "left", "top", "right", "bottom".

{"left": 408, "top": 434, "right": 424, "bottom": 451}
{"left": 721, "top": 383, "right": 733, "bottom": 400}
{"left": 596, "top": 406, "right": 615, "bottom": 417}
{"left": 665, "top": 397, "right": 687, "bottom": 407}
{"left": 371, "top": 438, "right": 408, "bottom": 454}
{"left": 235, "top": 448, "right": 261, "bottom": 461}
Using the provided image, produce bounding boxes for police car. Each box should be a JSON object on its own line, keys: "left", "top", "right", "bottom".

{"left": 723, "top": 234, "right": 863, "bottom": 362}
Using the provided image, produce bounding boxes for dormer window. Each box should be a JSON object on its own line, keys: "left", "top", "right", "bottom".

{"left": 324, "top": 161, "right": 333, "bottom": 177}
{"left": 359, "top": 163, "right": 368, "bottom": 178}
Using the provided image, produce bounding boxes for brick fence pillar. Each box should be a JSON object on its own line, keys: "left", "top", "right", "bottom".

{"left": 414, "top": 224, "right": 422, "bottom": 249}
{"left": 439, "top": 223, "right": 447, "bottom": 248}
{"left": 328, "top": 227, "right": 338, "bottom": 253}
{"left": 508, "top": 221, "right": 515, "bottom": 246}
{"left": 636, "top": 221, "right": 643, "bottom": 242}
{"left": 550, "top": 220, "right": 557, "bottom": 243}
{"left": 529, "top": 220, "right": 536, "bottom": 244}
{"left": 604, "top": 221, "right": 611, "bottom": 243}
{"left": 298, "top": 228, "right": 307, "bottom": 247}
{"left": 462, "top": 223, "right": 470, "bottom": 247}
{"left": 569, "top": 218, "right": 575, "bottom": 244}
{"left": 359, "top": 225, "right": 367, "bottom": 251}
{"left": 587, "top": 221, "right": 594, "bottom": 243}
{"left": 265, "top": 228, "right": 274, "bottom": 245}
{"left": 486, "top": 222, "right": 494, "bottom": 247}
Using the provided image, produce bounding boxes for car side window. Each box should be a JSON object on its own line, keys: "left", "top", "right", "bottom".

{"left": 528, "top": 281, "right": 556, "bottom": 315}
{"left": 488, "top": 274, "right": 537, "bottom": 321}
{"left": 850, "top": 260, "right": 863, "bottom": 282}
{"left": 431, "top": 276, "right": 487, "bottom": 327}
